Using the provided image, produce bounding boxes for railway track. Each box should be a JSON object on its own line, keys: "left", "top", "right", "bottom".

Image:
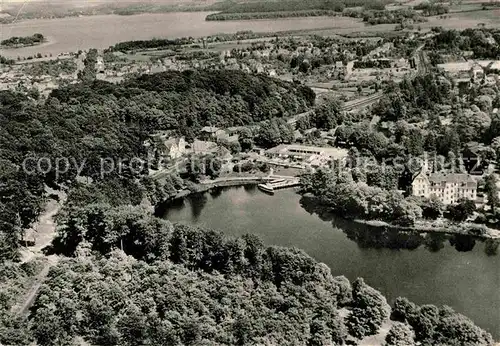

{"left": 341, "top": 93, "right": 383, "bottom": 111}
{"left": 417, "top": 50, "right": 431, "bottom": 75}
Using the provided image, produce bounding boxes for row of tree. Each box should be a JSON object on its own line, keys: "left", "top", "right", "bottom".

{"left": 413, "top": 2, "right": 449, "bottom": 16}
{"left": 206, "top": 10, "right": 339, "bottom": 21}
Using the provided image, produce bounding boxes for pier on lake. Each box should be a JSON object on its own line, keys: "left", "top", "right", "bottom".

{"left": 258, "top": 176, "right": 301, "bottom": 193}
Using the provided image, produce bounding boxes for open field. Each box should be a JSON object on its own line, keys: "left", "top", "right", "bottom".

{"left": 422, "top": 9, "right": 500, "bottom": 29}
{"left": 453, "top": 8, "right": 500, "bottom": 23}
{"left": 0, "top": 0, "right": 222, "bottom": 21}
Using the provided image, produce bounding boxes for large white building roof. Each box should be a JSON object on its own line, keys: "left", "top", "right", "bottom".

{"left": 266, "top": 144, "right": 348, "bottom": 159}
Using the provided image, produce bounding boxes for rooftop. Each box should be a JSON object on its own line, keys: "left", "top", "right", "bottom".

{"left": 201, "top": 126, "right": 220, "bottom": 133}
{"left": 420, "top": 172, "right": 478, "bottom": 186}
{"left": 266, "top": 144, "right": 348, "bottom": 159}
{"left": 192, "top": 140, "right": 217, "bottom": 153}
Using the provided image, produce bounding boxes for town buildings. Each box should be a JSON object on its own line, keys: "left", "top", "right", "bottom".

{"left": 146, "top": 133, "right": 186, "bottom": 160}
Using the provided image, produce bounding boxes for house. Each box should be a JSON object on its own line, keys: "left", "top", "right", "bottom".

{"left": 484, "top": 75, "right": 498, "bottom": 86}
{"left": 163, "top": 137, "right": 186, "bottom": 159}
{"left": 95, "top": 57, "right": 105, "bottom": 73}
{"left": 149, "top": 64, "right": 166, "bottom": 74}
{"left": 266, "top": 144, "right": 348, "bottom": 161}
{"left": 293, "top": 130, "right": 303, "bottom": 141}
{"left": 217, "top": 146, "right": 233, "bottom": 162}
{"left": 192, "top": 140, "right": 218, "bottom": 154}
{"left": 146, "top": 134, "right": 186, "bottom": 160}
{"left": 200, "top": 126, "right": 222, "bottom": 140}
{"left": 412, "top": 172, "right": 477, "bottom": 205}
{"left": 470, "top": 64, "right": 484, "bottom": 82}
{"left": 486, "top": 61, "right": 500, "bottom": 73}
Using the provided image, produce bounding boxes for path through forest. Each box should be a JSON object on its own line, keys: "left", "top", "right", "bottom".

{"left": 11, "top": 187, "right": 66, "bottom": 316}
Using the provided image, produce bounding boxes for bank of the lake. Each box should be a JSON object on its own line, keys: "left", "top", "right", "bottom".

{"left": 0, "top": 12, "right": 364, "bottom": 57}
{"left": 160, "top": 186, "right": 500, "bottom": 339}
{"left": 300, "top": 194, "right": 500, "bottom": 240}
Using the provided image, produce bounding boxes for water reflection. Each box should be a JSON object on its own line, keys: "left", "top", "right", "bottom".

{"left": 209, "top": 187, "right": 224, "bottom": 199}
{"left": 244, "top": 185, "right": 257, "bottom": 193}
{"left": 485, "top": 239, "right": 500, "bottom": 256}
{"left": 160, "top": 187, "right": 500, "bottom": 338}
{"left": 449, "top": 234, "right": 476, "bottom": 252}
{"left": 424, "top": 233, "right": 447, "bottom": 253}
{"left": 159, "top": 190, "right": 497, "bottom": 257}
{"left": 187, "top": 193, "right": 208, "bottom": 221}
{"left": 344, "top": 227, "right": 424, "bottom": 250}
{"left": 299, "top": 195, "right": 495, "bottom": 256}
{"left": 155, "top": 196, "right": 185, "bottom": 218}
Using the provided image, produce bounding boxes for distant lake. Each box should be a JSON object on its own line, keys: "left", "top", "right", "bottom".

{"left": 0, "top": 12, "right": 364, "bottom": 57}
{"left": 160, "top": 186, "right": 500, "bottom": 339}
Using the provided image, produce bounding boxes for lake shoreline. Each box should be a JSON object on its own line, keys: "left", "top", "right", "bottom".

{"left": 159, "top": 184, "right": 500, "bottom": 240}
{"left": 0, "top": 41, "right": 45, "bottom": 50}
{"left": 160, "top": 186, "right": 500, "bottom": 338}
{"left": 0, "top": 13, "right": 365, "bottom": 58}
{"left": 156, "top": 178, "right": 268, "bottom": 206}
{"left": 301, "top": 194, "right": 500, "bottom": 240}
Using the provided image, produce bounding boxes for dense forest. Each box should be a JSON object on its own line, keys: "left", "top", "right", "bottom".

{"left": 343, "top": 8, "right": 426, "bottom": 25}
{"left": 1, "top": 30, "right": 499, "bottom": 344}
{"left": 206, "top": 9, "right": 339, "bottom": 21}
{"left": 209, "top": 0, "right": 391, "bottom": 14}
{"left": 205, "top": 0, "right": 393, "bottom": 20}
{"left": 109, "top": 32, "right": 282, "bottom": 52}
{"left": 0, "top": 70, "right": 314, "bottom": 261}
{"left": 205, "top": 1, "right": 441, "bottom": 23}
{"left": 0, "top": 203, "right": 492, "bottom": 345}
{"left": 110, "top": 37, "right": 193, "bottom": 52}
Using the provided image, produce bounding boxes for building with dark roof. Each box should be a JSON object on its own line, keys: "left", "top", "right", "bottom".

{"left": 412, "top": 172, "right": 477, "bottom": 205}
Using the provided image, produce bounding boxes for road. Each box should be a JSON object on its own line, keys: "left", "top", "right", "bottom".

{"left": 20, "top": 188, "right": 66, "bottom": 263}
{"left": 12, "top": 187, "right": 65, "bottom": 317}
{"left": 11, "top": 255, "right": 59, "bottom": 317}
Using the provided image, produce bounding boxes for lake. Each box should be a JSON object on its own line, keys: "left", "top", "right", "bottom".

{"left": 0, "top": 12, "right": 364, "bottom": 57}
{"left": 160, "top": 186, "right": 500, "bottom": 339}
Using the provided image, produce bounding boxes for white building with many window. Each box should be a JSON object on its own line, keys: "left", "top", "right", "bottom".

{"left": 412, "top": 172, "right": 477, "bottom": 205}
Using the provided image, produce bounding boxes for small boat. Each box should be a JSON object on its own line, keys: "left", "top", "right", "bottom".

{"left": 258, "top": 183, "right": 274, "bottom": 194}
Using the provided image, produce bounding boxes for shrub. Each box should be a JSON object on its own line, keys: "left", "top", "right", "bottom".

{"left": 385, "top": 322, "right": 415, "bottom": 345}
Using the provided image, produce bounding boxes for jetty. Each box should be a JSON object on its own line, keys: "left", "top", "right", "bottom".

{"left": 258, "top": 177, "right": 300, "bottom": 194}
